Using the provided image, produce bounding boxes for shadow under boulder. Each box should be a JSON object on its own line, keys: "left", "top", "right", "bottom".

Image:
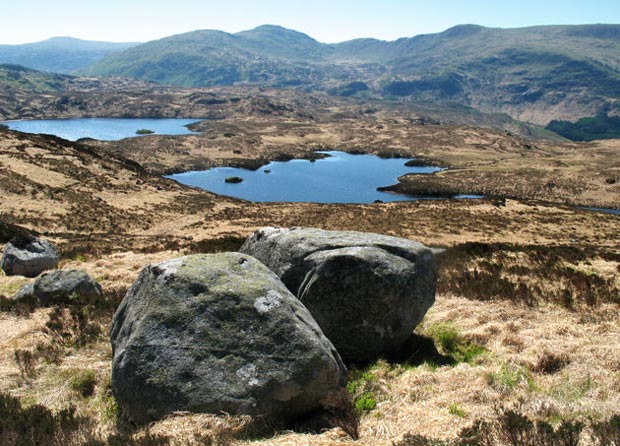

{"left": 386, "top": 333, "right": 455, "bottom": 367}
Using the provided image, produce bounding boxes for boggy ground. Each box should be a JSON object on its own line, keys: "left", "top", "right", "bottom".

{"left": 0, "top": 120, "right": 619, "bottom": 445}
{"left": 87, "top": 102, "right": 619, "bottom": 210}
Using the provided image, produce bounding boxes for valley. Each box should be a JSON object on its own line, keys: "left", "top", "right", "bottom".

{"left": 0, "top": 121, "right": 618, "bottom": 445}
{"left": 0, "top": 19, "right": 619, "bottom": 446}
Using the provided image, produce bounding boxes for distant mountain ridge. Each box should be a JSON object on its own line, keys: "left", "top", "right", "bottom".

{"left": 78, "top": 24, "right": 620, "bottom": 125}
{"left": 0, "top": 37, "right": 138, "bottom": 73}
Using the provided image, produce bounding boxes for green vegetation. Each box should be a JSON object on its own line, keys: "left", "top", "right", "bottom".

{"left": 424, "top": 323, "right": 487, "bottom": 364}
{"left": 68, "top": 369, "right": 96, "bottom": 397}
{"left": 346, "top": 365, "right": 381, "bottom": 413}
{"left": 448, "top": 402, "right": 466, "bottom": 418}
{"left": 135, "top": 129, "right": 155, "bottom": 135}
{"left": 99, "top": 384, "right": 120, "bottom": 422}
{"left": 77, "top": 24, "right": 620, "bottom": 123}
{"left": 487, "top": 364, "right": 536, "bottom": 394}
{"left": 546, "top": 113, "right": 620, "bottom": 141}
{"left": 0, "top": 64, "right": 71, "bottom": 93}
{"left": 355, "top": 392, "right": 377, "bottom": 412}
{"left": 224, "top": 176, "right": 244, "bottom": 184}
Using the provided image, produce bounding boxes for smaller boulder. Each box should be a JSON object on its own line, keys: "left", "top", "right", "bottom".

{"left": 13, "top": 282, "right": 36, "bottom": 304}
{"left": 1, "top": 236, "right": 59, "bottom": 278}
{"left": 241, "top": 227, "right": 438, "bottom": 362}
{"left": 14, "top": 270, "right": 102, "bottom": 306}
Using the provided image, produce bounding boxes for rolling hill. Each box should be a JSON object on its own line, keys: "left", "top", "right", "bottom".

{"left": 0, "top": 64, "right": 74, "bottom": 93}
{"left": 79, "top": 24, "right": 620, "bottom": 125}
{"left": 0, "top": 37, "right": 138, "bottom": 73}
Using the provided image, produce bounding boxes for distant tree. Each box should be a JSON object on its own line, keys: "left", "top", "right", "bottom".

{"left": 546, "top": 113, "right": 620, "bottom": 141}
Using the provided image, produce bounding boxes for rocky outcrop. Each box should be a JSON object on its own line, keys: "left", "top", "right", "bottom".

{"left": 1, "top": 236, "right": 59, "bottom": 277}
{"left": 110, "top": 253, "right": 346, "bottom": 424}
{"left": 240, "top": 227, "right": 438, "bottom": 362}
{"left": 14, "top": 269, "right": 103, "bottom": 306}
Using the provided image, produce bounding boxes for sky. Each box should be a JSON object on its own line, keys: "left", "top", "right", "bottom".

{"left": 2, "top": 0, "right": 620, "bottom": 45}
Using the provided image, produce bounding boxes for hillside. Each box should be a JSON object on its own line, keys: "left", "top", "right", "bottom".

{"left": 1, "top": 124, "right": 619, "bottom": 446}
{"left": 79, "top": 24, "right": 620, "bottom": 125}
{"left": 0, "top": 37, "right": 138, "bottom": 73}
{"left": 0, "top": 63, "right": 163, "bottom": 93}
{"left": 80, "top": 26, "right": 360, "bottom": 88}
{"left": 0, "top": 64, "right": 74, "bottom": 93}
{"left": 0, "top": 64, "right": 557, "bottom": 139}
{"left": 0, "top": 64, "right": 178, "bottom": 120}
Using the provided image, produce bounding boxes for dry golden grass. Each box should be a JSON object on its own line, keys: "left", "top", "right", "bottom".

{"left": 2, "top": 249, "right": 619, "bottom": 445}
{"left": 0, "top": 123, "right": 618, "bottom": 445}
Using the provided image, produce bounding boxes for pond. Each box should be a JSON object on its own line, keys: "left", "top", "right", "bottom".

{"left": 581, "top": 207, "right": 620, "bottom": 215}
{"left": 0, "top": 118, "right": 200, "bottom": 141}
{"left": 167, "top": 151, "right": 454, "bottom": 204}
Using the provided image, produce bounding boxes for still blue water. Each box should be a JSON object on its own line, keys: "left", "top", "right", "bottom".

{"left": 581, "top": 207, "right": 620, "bottom": 215}
{"left": 168, "top": 151, "right": 446, "bottom": 204}
{"left": 0, "top": 118, "right": 200, "bottom": 141}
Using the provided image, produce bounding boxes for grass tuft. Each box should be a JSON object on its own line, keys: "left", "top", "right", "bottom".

{"left": 346, "top": 364, "right": 383, "bottom": 414}
{"left": 68, "top": 369, "right": 96, "bottom": 397}
{"left": 486, "top": 363, "right": 536, "bottom": 394}
{"left": 355, "top": 392, "right": 377, "bottom": 412}
{"left": 424, "top": 323, "right": 487, "bottom": 365}
{"left": 449, "top": 402, "right": 467, "bottom": 418}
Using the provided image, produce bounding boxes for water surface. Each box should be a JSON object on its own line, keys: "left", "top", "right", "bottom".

{"left": 168, "top": 151, "right": 444, "bottom": 204}
{"left": 581, "top": 207, "right": 620, "bottom": 215}
{"left": 0, "top": 118, "right": 200, "bottom": 141}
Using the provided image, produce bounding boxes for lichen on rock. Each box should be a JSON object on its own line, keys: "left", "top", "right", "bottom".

{"left": 110, "top": 252, "right": 346, "bottom": 424}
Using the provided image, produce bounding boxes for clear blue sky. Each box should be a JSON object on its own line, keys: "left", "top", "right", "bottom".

{"left": 2, "top": 0, "right": 620, "bottom": 44}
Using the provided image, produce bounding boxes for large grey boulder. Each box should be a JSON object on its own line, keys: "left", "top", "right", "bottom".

{"left": 1, "top": 236, "right": 59, "bottom": 277}
{"left": 110, "top": 253, "right": 346, "bottom": 424}
{"left": 240, "top": 227, "right": 438, "bottom": 362}
{"left": 14, "top": 269, "right": 103, "bottom": 306}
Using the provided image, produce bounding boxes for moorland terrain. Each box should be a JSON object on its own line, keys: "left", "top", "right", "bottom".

{"left": 0, "top": 23, "right": 619, "bottom": 446}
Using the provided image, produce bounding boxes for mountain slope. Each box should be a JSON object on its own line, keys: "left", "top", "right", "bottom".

{"left": 80, "top": 24, "right": 620, "bottom": 124}
{"left": 79, "top": 26, "right": 360, "bottom": 87}
{"left": 0, "top": 64, "right": 74, "bottom": 93}
{"left": 0, "top": 37, "right": 138, "bottom": 73}
{"left": 0, "top": 63, "right": 159, "bottom": 94}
